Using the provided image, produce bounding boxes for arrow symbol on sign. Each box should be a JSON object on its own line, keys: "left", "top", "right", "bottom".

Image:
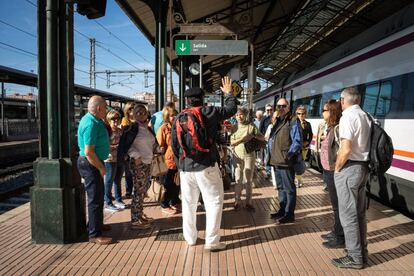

{"left": 179, "top": 43, "right": 186, "bottom": 52}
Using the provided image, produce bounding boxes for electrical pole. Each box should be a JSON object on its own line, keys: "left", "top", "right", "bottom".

{"left": 89, "top": 38, "right": 96, "bottom": 89}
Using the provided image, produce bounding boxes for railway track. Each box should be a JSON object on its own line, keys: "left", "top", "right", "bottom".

{"left": 0, "top": 162, "right": 33, "bottom": 214}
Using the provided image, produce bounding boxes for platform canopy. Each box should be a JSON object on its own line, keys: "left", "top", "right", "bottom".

{"left": 117, "top": 0, "right": 412, "bottom": 92}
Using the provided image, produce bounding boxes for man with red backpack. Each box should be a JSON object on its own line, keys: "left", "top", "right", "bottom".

{"left": 171, "top": 76, "right": 237, "bottom": 252}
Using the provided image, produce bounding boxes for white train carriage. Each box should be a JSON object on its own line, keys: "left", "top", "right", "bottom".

{"left": 253, "top": 9, "right": 414, "bottom": 215}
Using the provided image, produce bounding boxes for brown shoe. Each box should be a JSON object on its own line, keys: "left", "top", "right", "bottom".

{"left": 245, "top": 204, "right": 255, "bottom": 211}
{"left": 131, "top": 219, "right": 152, "bottom": 230}
{"left": 89, "top": 236, "right": 113, "bottom": 245}
{"left": 234, "top": 203, "right": 241, "bottom": 211}
{"left": 102, "top": 224, "right": 111, "bottom": 231}
{"left": 141, "top": 213, "right": 154, "bottom": 222}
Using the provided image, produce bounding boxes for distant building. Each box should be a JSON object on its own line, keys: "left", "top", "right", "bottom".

{"left": 133, "top": 92, "right": 156, "bottom": 113}
{"left": 7, "top": 93, "right": 37, "bottom": 101}
{"left": 133, "top": 92, "right": 179, "bottom": 113}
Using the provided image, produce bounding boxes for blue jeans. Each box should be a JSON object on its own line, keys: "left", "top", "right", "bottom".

{"left": 275, "top": 167, "right": 296, "bottom": 218}
{"left": 124, "top": 160, "right": 133, "bottom": 195}
{"left": 104, "top": 161, "right": 124, "bottom": 205}
{"left": 77, "top": 156, "right": 104, "bottom": 238}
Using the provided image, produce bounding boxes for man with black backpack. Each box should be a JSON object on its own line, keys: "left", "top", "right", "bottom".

{"left": 171, "top": 76, "right": 237, "bottom": 252}
{"left": 332, "top": 87, "right": 371, "bottom": 270}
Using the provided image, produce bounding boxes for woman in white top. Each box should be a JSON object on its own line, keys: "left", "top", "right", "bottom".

{"left": 128, "top": 104, "right": 157, "bottom": 229}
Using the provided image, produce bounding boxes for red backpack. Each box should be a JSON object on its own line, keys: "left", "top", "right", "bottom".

{"left": 175, "top": 106, "right": 213, "bottom": 160}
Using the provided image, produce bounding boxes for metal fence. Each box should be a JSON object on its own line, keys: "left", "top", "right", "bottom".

{"left": 0, "top": 119, "right": 39, "bottom": 141}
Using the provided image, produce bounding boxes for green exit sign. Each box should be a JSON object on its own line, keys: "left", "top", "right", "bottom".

{"left": 175, "top": 40, "right": 248, "bottom": 56}
{"left": 176, "top": 40, "right": 190, "bottom": 55}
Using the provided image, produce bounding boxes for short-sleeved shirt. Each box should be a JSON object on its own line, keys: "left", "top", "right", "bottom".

{"left": 78, "top": 112, "right": 110, "bottom": 161}
{"left": 231, "top": 123, "right": 261, "bottom": 158}
{"left": 338, "top": 105, "right": 371, "bottom": 161}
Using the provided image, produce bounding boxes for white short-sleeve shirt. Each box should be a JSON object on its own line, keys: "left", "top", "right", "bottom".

{"left": 339, "top": 105, "right": 371, "bottom": 161}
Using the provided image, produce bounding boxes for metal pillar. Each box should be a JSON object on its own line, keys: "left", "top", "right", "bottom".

{"left": 179, "top": 56, "right": 185, "bottom": 110}
{"left": 155, "top": 1, "right": 166, "bottom": 111}
{"left": 31, "top": 0, "right": 86, "bottom": 244}
{"left": 46, "top": 0, "right": 59, "bottom": 159}
{"left": 199, "top": 55, "right": 203, "bottom": 89}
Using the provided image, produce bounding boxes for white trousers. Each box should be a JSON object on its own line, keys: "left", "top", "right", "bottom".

{"left": 180, "top": 164, "right": 224, "bottom": 246}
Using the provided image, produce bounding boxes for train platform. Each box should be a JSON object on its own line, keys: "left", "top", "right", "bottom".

{"left": 1, "top": 169, "right": 414, "bottom": 275}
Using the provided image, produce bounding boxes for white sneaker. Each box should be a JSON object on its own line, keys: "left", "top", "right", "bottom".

{"left": 104, "top": 204, "right": 120, "bottom": 212}
{"left": 204, "top": 242, "right": 226, "bottom": 252}
{"left": 114, "top": 201, "right": 126, "bottom": 209}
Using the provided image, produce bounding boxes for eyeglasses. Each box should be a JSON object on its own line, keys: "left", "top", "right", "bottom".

{"left": 296, "top": 112, "right": 305, "bottom": 115}
{"left": 266, "top": 109, "right": 273, "bottom": 112}
{"left": 276, "top": 104, "right": 287, "bottom": 109}
{"left": 136, "top": 111, "right": 147, "bottom": 116}
{"left": 110, "top": 117, "right": 119, "bottom": 121}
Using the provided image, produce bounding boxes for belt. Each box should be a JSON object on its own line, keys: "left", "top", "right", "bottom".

{"left": 346, "top": 160, "right": 369, "bottom": 166}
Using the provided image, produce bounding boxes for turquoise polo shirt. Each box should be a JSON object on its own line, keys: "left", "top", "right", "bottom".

{"left": 78, "top": 112, "right": 110, "bottom": 161}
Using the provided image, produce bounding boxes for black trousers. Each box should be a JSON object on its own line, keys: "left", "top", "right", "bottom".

{"left": 161, "top": 169, "right": 181, "bottom": 208}
{"left": 323, "top": 169, "right": 344, "bottom": 239}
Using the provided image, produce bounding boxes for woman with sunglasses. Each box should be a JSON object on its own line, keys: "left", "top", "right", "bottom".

{"left": 121, "top": 102, "right": 136, "bottom": 198}
{"left": 157, "top": 106, "right": 181, "bottom": 215}
{"left": 124, "top": 104, "right": 158, "bottom": 229}
{"left": 294, "top": 106, "right": 313, "bottom": 187}
{"left": 103, "top": 110, "right": 126, "bottom": 212}
{"left": 318, "top": 100, "right": 345, "bottom": 248}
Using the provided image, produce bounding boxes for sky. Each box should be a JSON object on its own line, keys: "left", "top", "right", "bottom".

{"left": 0, "top": 0, "right": 175, "bottom": 98}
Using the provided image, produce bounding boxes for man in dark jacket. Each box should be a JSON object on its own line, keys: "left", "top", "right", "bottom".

{"left": 269, "top": 98, "right": 302, "bottom": 224}
{"left": 171, "top": 76, "right": 237, "bottom": 252}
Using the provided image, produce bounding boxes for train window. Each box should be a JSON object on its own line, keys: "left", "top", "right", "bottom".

{"left": 363, "top": 83, "right": 379, "bottom": 114}
{"left": 294, "top": 94, "right": 322, "bottom": 118}
{"left": 376, "top": 81, "right": 392, "bottom": 117}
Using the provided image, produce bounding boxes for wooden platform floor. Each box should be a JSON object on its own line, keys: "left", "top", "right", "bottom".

{"left": 1, "top": 169, "right": 414, "bottom": 275}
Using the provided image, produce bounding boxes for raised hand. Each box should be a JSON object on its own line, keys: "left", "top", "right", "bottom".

{"left": 220, "top": 76, "right": 232, "bottom": 94}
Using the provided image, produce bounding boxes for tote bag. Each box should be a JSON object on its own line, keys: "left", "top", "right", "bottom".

{"left": 147, "top": 178, "right": 165, "bottom": 202}
{"left": 151, "top": 154, "right": 168, "bottom": 177}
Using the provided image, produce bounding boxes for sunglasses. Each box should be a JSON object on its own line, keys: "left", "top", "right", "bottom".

{"left": 296, "top": 112, "right": 305, "bottom": 115}
{"left": 110, "top": 117, "right": 119, "bottom": 121}
{"left": 266, "top": 109, "right": 273, "bottom": 112}
{"left": 136, "top": 111, "right": 147, "bottom": 116}
{"left": 323, "top": 109, "right": 329, "bottom": 112}
{"left": 276, "top": 104, "right": 287, "bottom": 109}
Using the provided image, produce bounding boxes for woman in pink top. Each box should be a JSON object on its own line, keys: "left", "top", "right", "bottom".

{"left": 319, "top": 100, "right": 344, "bottom": 249}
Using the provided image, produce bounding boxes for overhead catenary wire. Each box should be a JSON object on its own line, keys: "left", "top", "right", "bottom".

{"left": 0, "top": 18, "right": 119, "bottom": 71}
{"left": 0, "top": 41, "right": 135, "bottom": 91}
{"left": 93, "top": 20, "right": 154, "bottom": 65}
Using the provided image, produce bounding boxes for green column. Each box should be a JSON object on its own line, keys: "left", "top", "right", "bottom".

{"left": 31, "top": 0, "right": 86, "bottom": 244}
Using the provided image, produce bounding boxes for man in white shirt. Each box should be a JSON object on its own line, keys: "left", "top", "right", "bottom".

{"left": 332, "top": 87, "right": 371, "bottom": 269}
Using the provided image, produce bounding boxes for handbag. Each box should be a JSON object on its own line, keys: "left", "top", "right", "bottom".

{"left": 151, "top": 154, "right": 168, "bottom": 177}
{"left": 244, "top": 125, "right": 266, "bottom": 153}
{"left": 147, "top": 178, "right": 165, "bottom": 202}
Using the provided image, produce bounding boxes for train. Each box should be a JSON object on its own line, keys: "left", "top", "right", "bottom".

{"left": 253, "top": 7, "right": 414, "bottom": 217}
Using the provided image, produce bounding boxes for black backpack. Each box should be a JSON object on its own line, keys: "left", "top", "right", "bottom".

{"left": 365, "top": 112, "right": 394, "bottom": 175}
{"left": 175, "top": 106, "right": 213, "bottom": 160}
